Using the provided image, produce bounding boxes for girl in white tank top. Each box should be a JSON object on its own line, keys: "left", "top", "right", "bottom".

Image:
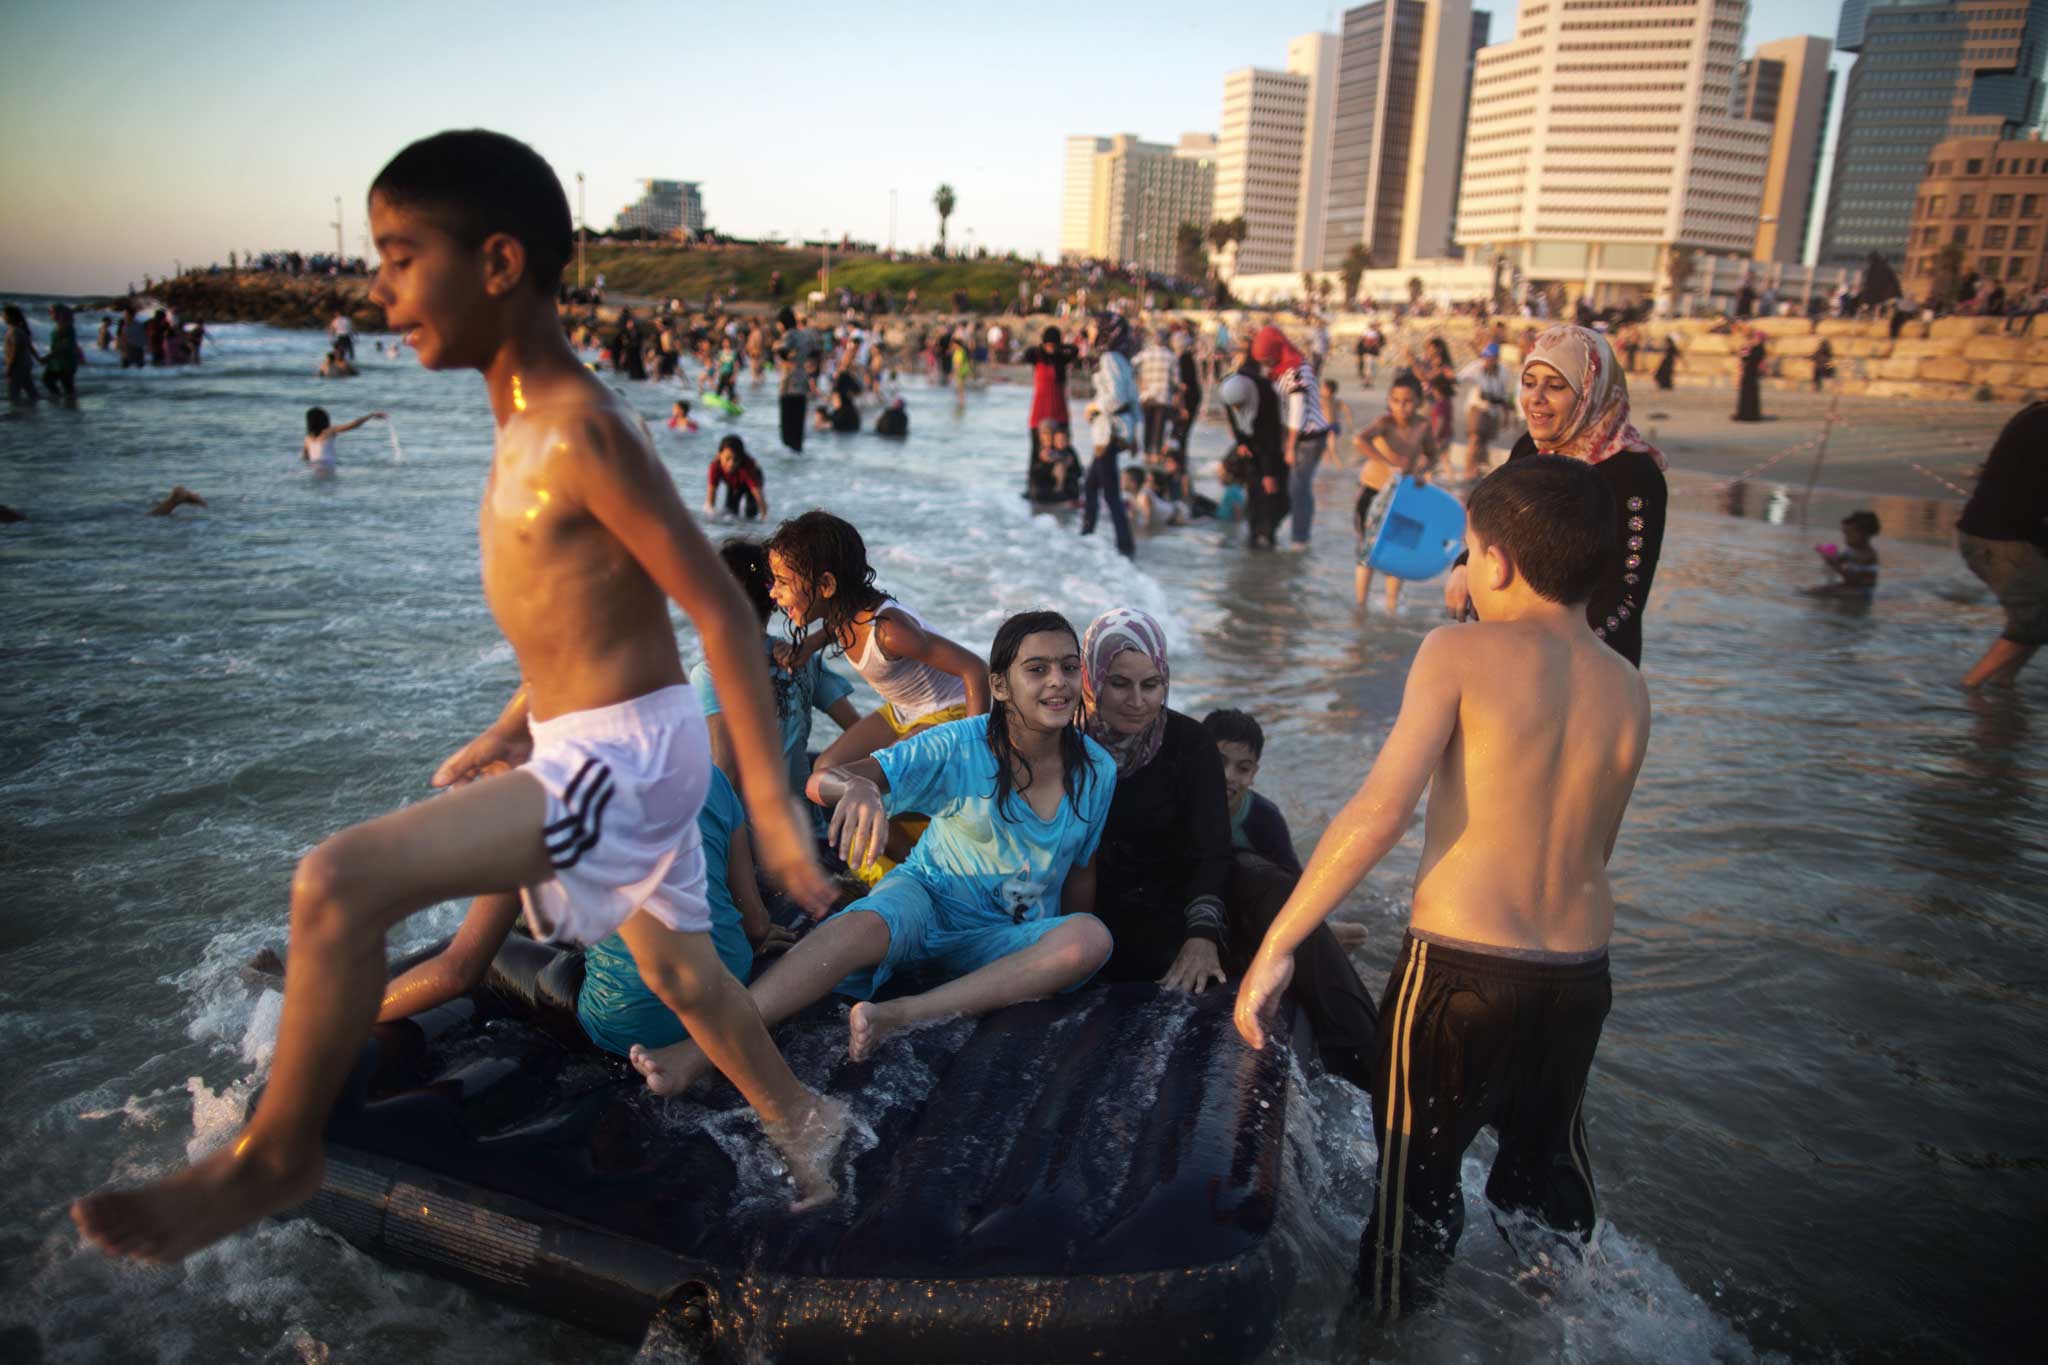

{"left": 301, "top": 405, "right": 387, "bottom": 469}
{"left": 764, "top": 512, "right": 990, "bottom": 774}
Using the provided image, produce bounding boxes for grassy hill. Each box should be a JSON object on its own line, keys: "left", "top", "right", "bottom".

{"left": 577, "top": 243, "right": 1197, "bottom": 311}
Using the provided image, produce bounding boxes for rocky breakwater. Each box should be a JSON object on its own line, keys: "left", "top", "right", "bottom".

{"left": 1650, "top": 313, "right": 2048, "bottom": 404}
{"left": 135, "top": 272, "right": 385, "bottom": 331}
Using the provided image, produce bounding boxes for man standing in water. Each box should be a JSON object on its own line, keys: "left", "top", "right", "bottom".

{"left": 1957, "top": 401, "right": 2047, "bottom": 687}
{"left": 71, "top": 129, "right": 847, "bottom": 1263}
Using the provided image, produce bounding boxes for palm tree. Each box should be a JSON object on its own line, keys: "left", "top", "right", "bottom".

{"left": 933, "top": 184, "right": 957, "bottom": 257}
{"left": 1204, "top": 217, "right": 1249, "bottom": 279}
{"left": 1340, "top": 242, "right": 1372, "bottom": 306}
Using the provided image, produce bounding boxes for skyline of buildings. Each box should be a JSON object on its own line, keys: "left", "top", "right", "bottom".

{"left": 1820, "top": 0, "right": 2047, "bottom": 268}
{"left": 1059, "top": 0, "right": 2047, "bottom": 305}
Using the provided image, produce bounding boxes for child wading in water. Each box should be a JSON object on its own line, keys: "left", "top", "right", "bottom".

{"left": 630, "top": 611, "right": 1116, "bottom": 1095}
{"left": 302, "top": 406, "right": 386, "bottom": 471}
{"left": 1806, "top": 510, "right": 1879, "bottom": 597}
{"left": 705, "top": 435, "right": 767, "bottom": 520}
{"left": 1235, "top": 455, "right": 1651, "bottom": 1326}
{"left": 1353, "top": 372, "right": 1440, "bottom": 609}
{"left": 71, "top": 130, "right": 847, "bottom": 1264}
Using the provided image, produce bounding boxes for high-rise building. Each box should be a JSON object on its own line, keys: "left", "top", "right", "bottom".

{"left": 1902, "top": 133, "right": 2048, "bottom": 299}
{"left": 1288, "top": 32, "right": 1343, "bottom": 275}
{"left": 1444, "top": 10, "right": 1493, "bottom": 254}
{"left": 1083, "top": 134, "right": 1218, "bottom": 276}
{"left": 1061, "top": 136, "right": 1112, "bottom": 259}
{"left": 1820, "top": 1, "right": 2048, "bottom": 271}
{"left": 1216, "top": 67, "right": 1311, "bottom": 277}
{"left": 1319, "top": 1, "right": 1480, "bottom": 271}
{"left": 1735, "top": 36, "right": 1835, "bottom": 263}
{"left": 1453, "top": 0, "right": 1772, "bottom": 305}
{"left": 614, "top": 180, "right": 704, "bottom": 235}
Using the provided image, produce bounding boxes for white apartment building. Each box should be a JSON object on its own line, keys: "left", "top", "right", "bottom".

{"left": 1215, "top": 67, "right": 1311, "bottom": 277}
{"left": 1455, "top": 0, "right": 1771, "bottom": 304}
{"left": 1060, "top": 136, "right": 1111, "bottom": 259}
{"left": 1076, "top": 134, "right": 1217, "bottom": 275}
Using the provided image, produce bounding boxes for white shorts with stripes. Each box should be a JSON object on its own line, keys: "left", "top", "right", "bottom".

{"left": 518, "top": 684, "right": 712, "bottom": 945}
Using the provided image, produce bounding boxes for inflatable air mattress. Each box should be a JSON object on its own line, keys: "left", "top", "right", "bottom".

{"left": 279, "top": 938, "right": 1296, "bottom": 1363}
{"left": 698, "top": 392, "right": 743, "bottom": 416}
{"left": 1364, "top": 475, "right": 1466, "bottom": 581}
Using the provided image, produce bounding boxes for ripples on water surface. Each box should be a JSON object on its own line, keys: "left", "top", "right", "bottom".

{"left": 0, "top": 317, "right": 2041, "bottom": 1363}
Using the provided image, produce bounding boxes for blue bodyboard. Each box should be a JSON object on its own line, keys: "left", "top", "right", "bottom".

{"left": 1366, "top": 476, "right": 1466, "bottom": 580}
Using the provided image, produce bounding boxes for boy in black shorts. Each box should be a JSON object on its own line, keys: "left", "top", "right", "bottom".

{"left": 1235, "top": 455, "right": 1652, "bottom": 1324}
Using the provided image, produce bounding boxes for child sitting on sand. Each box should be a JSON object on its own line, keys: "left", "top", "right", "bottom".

{"left": 1235, "top": 455, "right": 1651, "bottom": 1327}
{"left": 69, "top": 130, "right": 846, "bottom": 1265}
{"left": 1121, "top": 466, "right": 1158, "bottom": 529}
{"left": 667, "top": 399, "right": 697, "bottom": 432}
{"left": 628, "top": 611, "right": 1115, "bottom": 1096}
{"left": 301, "top": 406, "right": 385, "bottom": 469}
{"left": 1807, "top": 511, "right": 1880, "bottom": 597}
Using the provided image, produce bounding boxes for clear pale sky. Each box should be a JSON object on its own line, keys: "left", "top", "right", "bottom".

{"left": 0, "top": 0, "right": 1852, "bottom": 293}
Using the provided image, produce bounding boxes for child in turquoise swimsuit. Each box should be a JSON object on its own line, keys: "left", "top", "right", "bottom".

{"left": 628, "top": 610, "right": 1118, "bottom": 1094}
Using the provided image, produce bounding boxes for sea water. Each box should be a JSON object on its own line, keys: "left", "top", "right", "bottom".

{"left": 1, "top": 314, "right": 2043, "bottom": 1363}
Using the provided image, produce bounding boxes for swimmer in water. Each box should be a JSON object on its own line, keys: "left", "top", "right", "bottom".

{"left": 70, "top": 129, "right": 843, "bottom": 1266}
{"left": 148, "top": 486, "right": 208, "bottom": 516}
{"left": 301, "top": 406, "right": 386, "bottom": 470}
{"left": 1236, "top": 456, "right": 1651, "bottom": 1326}
{"left": 316, "top": 346, "right": 359, "bottom": 378}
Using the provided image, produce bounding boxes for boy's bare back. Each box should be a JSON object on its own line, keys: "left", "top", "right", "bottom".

{"left": 1408, "top": 618, "right": 1649, "bottom": 954}
{"left": 481, "top": 370, "right": 695, "bottom": 723}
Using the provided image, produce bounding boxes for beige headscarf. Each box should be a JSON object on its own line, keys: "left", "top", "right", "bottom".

{"left": 1521, "top": 325, "right": 1668, "bottom": 470}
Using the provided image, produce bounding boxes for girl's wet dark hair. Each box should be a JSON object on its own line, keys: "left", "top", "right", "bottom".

{"left": 984, "top": 610, "right": 1093, "bottom": 822}
{"left": 717, "top": 434, "right": 757, "bottom": 470}
{"left": 370, "top": 129, "right": 573, "bottom": 294}
{"left": 713, "top": 537, "right": 793, "bottom": 719}
{"left": 1844, "top": 510, "right": 1880, "bottom": 537}
{"left": 306, "top": 406, "right": 331, "bottom": 435}
{"left": 765, "top": 510, "right": 886, "bottom": 655}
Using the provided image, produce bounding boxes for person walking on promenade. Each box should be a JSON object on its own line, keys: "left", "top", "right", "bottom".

{"left": 1733, "top": 329, "right": 1766, "bottom": 422}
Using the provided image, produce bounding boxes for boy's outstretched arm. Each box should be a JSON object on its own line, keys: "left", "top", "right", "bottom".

{"left": 378, "top": 893, "right": 520, "bottom": 1021}
{"left": 1234, "top": 631, "right": 1464, "bottom": 1049}
{"left": 576, "top": 412, "right": 835, "bottom": 916}
{"left": 876, "top": 614, "right": 991, "bottom": 716}
{"left": 334, "top": 411, "right": 386, "bottom": 435}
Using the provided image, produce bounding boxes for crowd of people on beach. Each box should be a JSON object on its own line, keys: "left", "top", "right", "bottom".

{"left": 32, "top": 128, "right": 2047, "bottom": 1357}
{"left": 60, "top": 134, "right": 1672, "bottom": 1339}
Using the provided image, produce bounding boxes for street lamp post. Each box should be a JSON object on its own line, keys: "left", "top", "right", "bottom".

{"left": 576, "top": 172, "right": 587, "bottom": 291}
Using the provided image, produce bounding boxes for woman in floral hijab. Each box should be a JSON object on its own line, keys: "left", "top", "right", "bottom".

{"left": 1445, "top": 325, "right": 1668, "bottom": 666}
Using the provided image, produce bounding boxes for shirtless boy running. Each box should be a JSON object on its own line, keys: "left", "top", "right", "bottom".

{"left": 73, "top": 130, "right": 848, "bottom": 1263}
{"left": 1235, "top": 454, "right": 1651, "bottom": 1325}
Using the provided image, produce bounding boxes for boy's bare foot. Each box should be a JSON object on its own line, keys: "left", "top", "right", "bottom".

{"left": 762, "top": 1093, "right": 853, "bottom": 1213}
{"left": 71, "top": 1140, "right": 322, "bottom": 1264}
{"left": 629, "top": 1039, "right": 712, "bottom": 1096}
{"left": 846, "top": 1000, "right": 905, "bottom": 1063}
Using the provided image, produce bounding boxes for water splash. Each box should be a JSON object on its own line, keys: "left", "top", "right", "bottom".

{"left": 385, "top": 418, "right": 405, "bottom": 464}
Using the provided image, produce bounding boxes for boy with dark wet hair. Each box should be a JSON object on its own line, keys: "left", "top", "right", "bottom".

{"left": 72, "top": 129, "right": 846, "bottom": 1266}
{"left": 1236, "top": 454, "right": 1652, "bottom": 1326}
{"left": 1200, "top": 708, "right": 1297, "bottom": 873}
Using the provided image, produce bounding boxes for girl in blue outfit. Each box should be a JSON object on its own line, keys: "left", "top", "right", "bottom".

{"left": 629, "top": 610, "right": 1117, "bottom": 1094}
{"left": 377, "top": 765, "right": 790, "bottom": 1055}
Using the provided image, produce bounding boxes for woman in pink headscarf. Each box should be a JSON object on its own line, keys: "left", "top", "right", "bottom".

{"left": 1444, "top": 325, "right": 1668, "bottom": 665}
